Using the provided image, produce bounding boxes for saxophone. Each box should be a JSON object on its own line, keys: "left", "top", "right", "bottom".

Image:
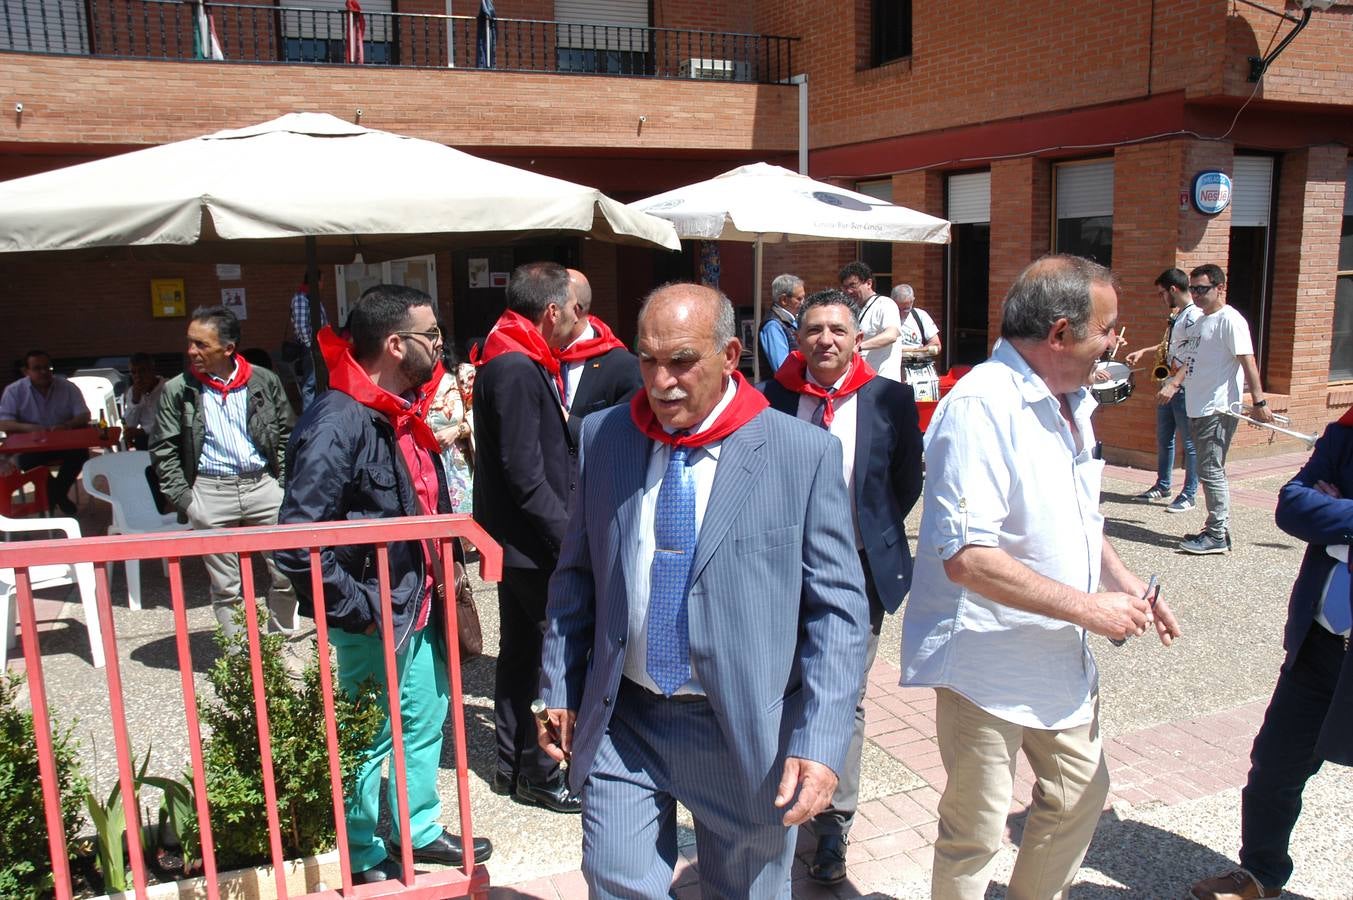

{"left": 1152, "top": 320, "right": 1173, "bottom": 382}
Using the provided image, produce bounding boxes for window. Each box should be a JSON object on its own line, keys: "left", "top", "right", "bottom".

{"left": 0, "top": 0, "right": 88, "bottom": 54}
{"left": 555, "top": 0, "right": 650, "bottom": 75}
{"left": 1053, "top": 160, "right": 1113, "bottom": 265}
{"left": 1329, "top": 164, "right": 1353, "bottom": 381}
{"left": 1227, "top": 154, "right": 1276, "bottom": 368}
{"left": 855, "top": 179, "right": 894, "bottom": 296}
{"left": 871, "top": 0, "right": 912, "bottom": 66}
{"left": 279, "top": 0, "right": 394, "bottom": 64}
{"left": 946, "top": 171, "right": 991, "bottom": 367}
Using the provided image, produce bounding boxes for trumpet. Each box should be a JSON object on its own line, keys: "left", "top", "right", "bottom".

{"left": 1226, "top": 402, "right": 1318, "bottom": 448}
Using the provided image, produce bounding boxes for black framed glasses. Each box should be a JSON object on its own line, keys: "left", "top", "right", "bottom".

{"left": 396, "top": 328, "right": 443, "bottom": 344}
{"left": 1187, "top": 284, "right": 1217, "bottom": 296}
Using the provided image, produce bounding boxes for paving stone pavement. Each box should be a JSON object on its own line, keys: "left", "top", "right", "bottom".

{"left": 6, "top": 446, "right": 1352, "bottom": 899}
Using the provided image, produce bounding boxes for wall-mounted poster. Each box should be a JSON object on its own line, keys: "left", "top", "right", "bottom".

{"left": 221, "top": 287, "right": 247, "bottom": 320}
{"left": 151, "top": 279, "right": 186, "bottom": 318}
{"left": 489, "top": 271, "right": 509, "bottom": 288}
{"left": 468, "top": 258, "right": 490, "bottom": 288}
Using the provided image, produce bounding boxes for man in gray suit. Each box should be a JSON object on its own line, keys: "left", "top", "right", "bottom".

{"left": 538, "top": 282, "right": 871, "bottom": 899}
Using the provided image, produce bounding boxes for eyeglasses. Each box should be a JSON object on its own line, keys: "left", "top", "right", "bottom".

{"left": 27, "top": 365, "right": 52, "bottom": 372}
{"left": 1187, "top": 284, "right": 1217, "bottom": 296}
{"left": 396, "top": 328, "right": 443, "bottom": 345}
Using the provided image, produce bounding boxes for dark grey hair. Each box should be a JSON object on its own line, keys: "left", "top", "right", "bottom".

{"left": 506, "top": 261, "right": 570, "bottom": 321}
{"left": 1001, "top": 255, "right": 1115, "bottom": 341}
{"left": 189, "top": 305, "right": 241, "bottom": 347}
{"left": 771, "top": 273, "right": 803, "bottom": 303}
{"left": 798, "top": 289, "right": 860, "bottom": 327}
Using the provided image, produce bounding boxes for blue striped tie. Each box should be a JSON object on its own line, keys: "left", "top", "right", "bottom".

{"left": 647, "top": 443, "right": 696, "bottom": 695}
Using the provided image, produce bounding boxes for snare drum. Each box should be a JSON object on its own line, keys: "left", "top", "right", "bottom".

{"left": 1090, "top": 361, "right": 1134, "bottom": 405}
{"left": 905, "top": 362, "right": 940, "bottom": 402}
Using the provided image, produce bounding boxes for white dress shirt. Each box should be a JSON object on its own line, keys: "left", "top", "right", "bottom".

{"left": 794, "top": 368, "right": 861, "bottom": 548}
{"left": 560, "top": 321, "right": 594, "bottom": 409}
{"left": 902, "top": 339, "right": 1104, "bottom": 730}
{"left": 623, "top": 378, "right": 738, "bottom": 695}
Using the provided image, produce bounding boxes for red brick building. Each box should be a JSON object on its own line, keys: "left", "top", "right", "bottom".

{"left": 1, "top": 0, "right": 1350, "bottom": 461}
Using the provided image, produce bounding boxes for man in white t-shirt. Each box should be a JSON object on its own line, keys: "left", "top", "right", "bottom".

{"left": 892, "top": 283, "right": 941, "bottom": 400}
{"left": 840, "top": 261, "right": 902, "bottom": 382}
{"left": 1169, "top": 264, "right": 1273, "bottom": 555}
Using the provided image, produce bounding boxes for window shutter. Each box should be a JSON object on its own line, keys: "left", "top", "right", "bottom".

{"left": 1231, "top": 155, "right": 1274, "bottom": 228}
{"left": 855, "top": 180, "right": 892, "bottom": 203}
{"left": 947, "top": 171, "right": 991, "bottom": 224}
{"left": 281, "top": 0, "right": 393, "bottom": 42}
{"left": 0, "top": 0, "right": 88, "bottom": 53}
{"left": 1055, "top": 161, "right": 1114, "bottom": 219}
{"left": 555, "top": 0, "right": 649, "bottom": 50}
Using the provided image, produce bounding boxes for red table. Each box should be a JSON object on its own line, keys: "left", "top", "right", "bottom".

{"left": 0, "top": 426, "right": 121, "bottom": 454}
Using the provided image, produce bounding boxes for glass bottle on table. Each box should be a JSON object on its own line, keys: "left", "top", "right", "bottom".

{"left": 97, "top": 410, "right": 109, "bottom": 440}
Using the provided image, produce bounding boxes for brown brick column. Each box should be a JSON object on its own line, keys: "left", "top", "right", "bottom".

{"left": 890, "top": 170, "right": 946, "bottom": 323}
{"left": 988, "top": 157, "right": 1051, "bottom": 349}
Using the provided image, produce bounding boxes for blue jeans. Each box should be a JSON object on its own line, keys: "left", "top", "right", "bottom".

{"left": 1239, "top": 625, "right": 1345, "bottom": 889}
{"left": 1152, "top": 389, "right": 1197, "bottom": 500}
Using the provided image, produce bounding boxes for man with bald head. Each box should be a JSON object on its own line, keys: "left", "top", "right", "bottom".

{"left": 904, "top": 255, "right": 1181, "bottom": 899}
{"left": 538, "top": 282, "right": 870, "bottom": 898}
{"left": 555, "top": 268, "right": 642, "bottom": 442}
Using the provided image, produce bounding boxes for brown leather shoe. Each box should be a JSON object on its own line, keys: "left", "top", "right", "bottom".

{"left": 808, "top": 834, "right": 848, "bottom": 885}
{"left": 1190, "top": 868, "right": 1281, "bottom": 899}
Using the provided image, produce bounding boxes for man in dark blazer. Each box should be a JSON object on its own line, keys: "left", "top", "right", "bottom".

{"left": 472, "top": 260, "right": 582, "bottom": 814}
{"left": 1190, "top": 418, "right": 1353, "bottom": 900}
{"left": 760, "top": 288, "right": 924, "bottom": 885}
{"left": 537, "top": 283, "right": 870, "bottom": 898}
{"left": 556, "top": 268, "right": 642, "bottom": 442}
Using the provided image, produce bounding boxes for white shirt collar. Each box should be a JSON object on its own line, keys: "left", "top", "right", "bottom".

{"left": 563, "top": 320, "right": 595, "bottom": 353}
{"left": 994, "top": 339, "right": 1095, "bottom": 419}
{"left": 658, "top": 377, "right": 738, "bottom": 460}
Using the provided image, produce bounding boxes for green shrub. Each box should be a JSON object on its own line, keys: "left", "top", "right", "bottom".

{"left": 0, "top": 673, "right": 88, "bottom": 899}
{"left": 191, "top": 606, "right": 383, "bottom": 870}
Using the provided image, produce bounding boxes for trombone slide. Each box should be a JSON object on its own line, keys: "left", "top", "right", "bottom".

{"left": 1225, "top": 402, "right": 1317, "bottom": 448}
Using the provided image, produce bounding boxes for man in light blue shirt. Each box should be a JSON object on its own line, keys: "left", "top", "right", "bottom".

{"left": 0, "top": 349, "right": 91, "bottom": 514}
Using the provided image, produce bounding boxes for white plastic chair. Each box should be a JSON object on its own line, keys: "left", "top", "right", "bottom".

{"left": 68, "top": 374, "right": 121, "bottom": 432}
{"left": 80, "top": 451, "right": 188, "bottom": 610}
{"left": 1, "top": 513, "right": 102, "bottom": 669}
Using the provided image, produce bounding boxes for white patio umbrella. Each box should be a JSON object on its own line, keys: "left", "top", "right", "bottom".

{"left": 0, "top": 111, "right": 681, "bottom": 263}
{"left": 630, "top": 162, "right": 950, "bottom": 380}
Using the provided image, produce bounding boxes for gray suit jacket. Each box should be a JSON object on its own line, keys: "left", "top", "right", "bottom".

{"left": 541, "top": 403, "right": 871, "bottom": 823}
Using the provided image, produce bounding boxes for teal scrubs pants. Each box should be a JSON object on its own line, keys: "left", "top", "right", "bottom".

{"left": 330, "top": 624, "right": 448, "bottom": 872}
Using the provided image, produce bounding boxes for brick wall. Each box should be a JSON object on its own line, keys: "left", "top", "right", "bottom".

{"left": 889, "top": 170, "right": 946, "bottom": 326}
{"left": 988, "top": 157, "right": 1051, "bottom": 344}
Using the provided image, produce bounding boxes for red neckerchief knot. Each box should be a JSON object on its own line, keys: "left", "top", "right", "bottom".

{"left": 317, "top": 325, "right": 441, "bottom": 454}
{"left": 772, "top": 351, "right": 875, "bottom": 428}
{"left": 630, "top": 371, "right": 768, "bottom": 449}
{"left": 472, "top": 309, "right": 565, "bottom": 398}
{"left": 190, "top": 354, "right": 253, "bottom": 403}
{"left": 554, "top": 315, "right": 627, "bottom": 364}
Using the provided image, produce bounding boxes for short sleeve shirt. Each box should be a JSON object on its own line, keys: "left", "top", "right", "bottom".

{"left": 1180, "top": 305, "right": 1254, "bottom": 418}
{"left": 859, "top": 294, "right": 902, "bottom": 382}
{"left": 0, "top": 376, "right": 88, "bottom": 428}
{"left": 901, "top": 339, "right": 1103, "bottom": 729}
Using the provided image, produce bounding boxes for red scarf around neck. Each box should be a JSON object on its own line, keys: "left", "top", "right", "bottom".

{"left": 317, "top": 326, "right": 441, "bottom": 454}
{"left": 773, "top": 351, "right": 875, "bottom": 428}
{"left": 190, "top": 354, "right": 252, "bottom": 400}
{"left": 630, "top": 371, "right": 768, "bottom": 449}
{"left": 554, "top": 315, "right": 627, "bottom": 364}
{"left": 472, "top": 309, "right": 564, "bottom": 396}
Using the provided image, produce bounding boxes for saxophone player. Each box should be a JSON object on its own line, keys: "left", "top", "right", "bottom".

{"left": 1123, "top": 268, "right": 1203, "bottom": 513}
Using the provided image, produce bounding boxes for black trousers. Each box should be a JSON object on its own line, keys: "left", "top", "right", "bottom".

{"left": 494, "top": 565, "right": 560, "bottom": 784}
{"left": 16, "top": 449, "right": 88, "bottom": 508}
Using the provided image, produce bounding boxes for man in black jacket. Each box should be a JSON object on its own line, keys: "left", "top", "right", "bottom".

{"left": 557, "top": 267, "right": 642, "bottom": 443}
{"left": 473, "top": 261, "right": 583, "bottom": 813}
{"left": 276, "top": 284, "right": 491, "bottom": 884}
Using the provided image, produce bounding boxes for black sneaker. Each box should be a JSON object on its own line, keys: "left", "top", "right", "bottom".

{"left": 1180, "top": 532, "right": 1229, "bottom": 554}
{"left": 1132, "top": 487, "right": 1168, "bottom": 503}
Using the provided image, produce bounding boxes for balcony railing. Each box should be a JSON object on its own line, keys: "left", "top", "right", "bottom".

{"left": 0, "top": 0, "right": 799, "bottom": 83}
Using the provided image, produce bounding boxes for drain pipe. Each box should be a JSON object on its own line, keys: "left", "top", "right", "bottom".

{"left": 788, "top": 73, "right": 808, "bottom": 174}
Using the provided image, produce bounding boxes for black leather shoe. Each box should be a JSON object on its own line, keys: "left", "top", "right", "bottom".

{"left": 809, "top": 834, "right": 848, "bottom": 885}
{"left": 389, "top": 828, "right": 493, "bottom": 866}
{"left": 353, "top": 858, "right": 403, "bottom": 884}
{"left": 490, "top": 771, "right": 515, "bottom": 795}
{"left": 515, "top": 773, "right": 583, "bottom": 814}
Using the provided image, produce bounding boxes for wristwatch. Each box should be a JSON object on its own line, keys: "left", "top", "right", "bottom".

{"left": 1253, "top": 399, "right": 1268, "bottom": 408}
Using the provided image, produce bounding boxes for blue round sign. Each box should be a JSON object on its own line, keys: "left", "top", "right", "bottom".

{"left": 1191, "top": 171, "right": 1233, "bottom": 215}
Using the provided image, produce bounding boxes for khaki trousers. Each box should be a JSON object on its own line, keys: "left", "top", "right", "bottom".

{"left": 187, "top": 472, "right": 298, "bottom": 639}
{"left": 931, "top": 688, "right": 1109, "bottom": 900}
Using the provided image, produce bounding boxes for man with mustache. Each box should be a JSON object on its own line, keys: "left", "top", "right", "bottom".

{"left": 538, "top": 282, "right": 870, "bottom": 898}
{"left": 760, "top": 288, "right": 924, "bottom": 884}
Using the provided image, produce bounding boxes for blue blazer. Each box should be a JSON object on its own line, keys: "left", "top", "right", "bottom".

{"left": 761, "top": 375, "right": 923, "bottom": 612}
{"left": 540, "top": 404, "right": 871, "bottom": 822}
{"left": 1274, "top": 422, "right": 1353, "bottom": 765}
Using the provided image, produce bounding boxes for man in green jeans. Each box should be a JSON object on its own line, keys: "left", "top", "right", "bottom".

{"left": 276, "top": 284, "right": 491, "bottom": 884}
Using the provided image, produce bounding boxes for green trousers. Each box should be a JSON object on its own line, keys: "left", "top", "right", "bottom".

{"left": 330, "top": 624, "right": 448, "bottom": 872}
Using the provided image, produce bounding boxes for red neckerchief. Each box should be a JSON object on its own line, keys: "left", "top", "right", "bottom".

{"left": 1338, "top": 408, "right": 1353, "bottom": 428}
{"left": 773, "top": 351, "right": 875, "bottom": 428}
{"left": 630, "top": 371, "right": 769, "bottom": 448}
{"left": 471, "top": 309, "right": 565, "bottom": 397}
{"left": 317, "top": 326, "right": 441, "bottom": 454}
{"left": 554, "top": 316, "right": 627, "bottom": 364}
{"left": 190, "top": 354, "right": 253, "bottom": 402}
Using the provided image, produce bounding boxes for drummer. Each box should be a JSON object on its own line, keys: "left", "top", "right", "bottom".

{"left": 893, "top": 284, "right": 941, "bottom": 401}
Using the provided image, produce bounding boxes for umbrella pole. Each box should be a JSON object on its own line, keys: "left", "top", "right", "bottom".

{"left": 751, "top": 237, "right": 764, "bottom": 383}
{"left": 306, "top": 236, "right": 329, "bottom": 393}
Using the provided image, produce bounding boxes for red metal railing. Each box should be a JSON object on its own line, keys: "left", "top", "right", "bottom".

{"left": 0, "top": 515, "right": 499, "bottom": 899}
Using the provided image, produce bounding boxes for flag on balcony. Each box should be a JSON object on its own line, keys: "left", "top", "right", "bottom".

{"left": 344, "top": 0, "right": 366, "bottom": 64}
{"left": 477, "top": 0, "right": 496, "bottom": 68}
{"left": 189, "top": 0, "right": 224, "bottom": 60}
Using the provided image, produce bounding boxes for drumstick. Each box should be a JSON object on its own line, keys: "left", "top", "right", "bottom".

{"left": 1109, "top": 327, "right": 1125, "bottom": 360}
